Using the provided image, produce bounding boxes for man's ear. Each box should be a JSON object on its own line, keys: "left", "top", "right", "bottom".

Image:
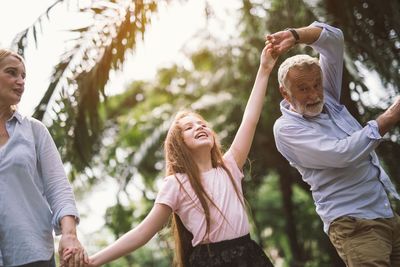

{"left": 279, "top": 86, "right": 290, "bottom": 101}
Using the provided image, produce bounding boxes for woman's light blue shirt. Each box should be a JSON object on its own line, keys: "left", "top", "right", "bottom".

{"left": 0, "top": 111, "right": 79, "bottom": 266}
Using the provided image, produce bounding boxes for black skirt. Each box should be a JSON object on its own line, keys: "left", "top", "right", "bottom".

{"left": 189, "top": 234, "right": 274, "bottom": 267}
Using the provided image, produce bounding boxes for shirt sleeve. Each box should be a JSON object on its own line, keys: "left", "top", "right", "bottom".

{"left": 309, "top": 21, "right": 344, "bottom": 102}
{"left": 155, "top": 175, "right": 181, "bottom": 212}
{"left": 31, "top": 119, "right": 79, "bottom": 235}
{"left": 223, "top": 150, "right": 244, "bottom": 181}
{"left": 274, "top": 119, "right": 382, "bottom": 169}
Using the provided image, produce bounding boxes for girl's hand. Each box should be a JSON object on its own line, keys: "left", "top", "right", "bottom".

{"left": 259, "top": 42, "right": 278, "bottom": 73}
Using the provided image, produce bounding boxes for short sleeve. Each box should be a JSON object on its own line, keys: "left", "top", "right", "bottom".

{"left": 223, "top": 150, "right": 244, "bottom": 181}
{"left": 155, "top": 175, "right": 181, "bottom": 212}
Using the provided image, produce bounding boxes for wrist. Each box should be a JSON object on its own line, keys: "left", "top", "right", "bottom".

{"left": 257, "top": 66, "right": 272, "bottom": 78}
{"left": 90, "top": 255, "right": 100, "bottom": 267}
{"left": 285, "top": 28, "right": 300, "bottom": 44}
{"left": 62, "top": 232, "right": 77, "bottom": 237}
{"left": 60, "top": 215, "right": 78, "bottom": 235}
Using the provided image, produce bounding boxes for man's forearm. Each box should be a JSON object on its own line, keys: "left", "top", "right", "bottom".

{"left": 295, "top": 26, "right": 322, "bottom": 45}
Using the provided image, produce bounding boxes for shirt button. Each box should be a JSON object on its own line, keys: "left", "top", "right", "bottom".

{"left": 385, "top": 203, "right": 389, "bottom": 207}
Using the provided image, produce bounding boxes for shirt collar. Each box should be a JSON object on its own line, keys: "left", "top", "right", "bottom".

{"left": 280, "top": 99, "right": 304, "bottom": 119}
{"left": 9, "top": 110, "right": 23, "bottom": 124}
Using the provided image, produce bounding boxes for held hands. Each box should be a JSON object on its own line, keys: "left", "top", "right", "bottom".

{"left": 59, "top": 233, "right": 88, "bottom": 267}
{"left": 260, "top": 40, "right": 278, "bottom": 73}
{"left": 264, "top": 29, "right": 297, "bottom": 57}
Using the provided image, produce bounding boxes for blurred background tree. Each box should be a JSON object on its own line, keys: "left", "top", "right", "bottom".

{"left": 14, "top": 0, "right": 400, "bottom": 266}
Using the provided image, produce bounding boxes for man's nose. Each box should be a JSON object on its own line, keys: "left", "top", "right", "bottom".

{"left": 309, "top": 88, "right": 321, "bottom": 100}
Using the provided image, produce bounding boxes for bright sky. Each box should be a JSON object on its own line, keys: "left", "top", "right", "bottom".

{"left": 0, "top": 0, "right": 241, "bottom": 115}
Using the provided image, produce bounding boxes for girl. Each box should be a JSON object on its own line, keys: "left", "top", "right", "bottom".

{"left": 86, "top": 43, "right": 277, "bottom": 267}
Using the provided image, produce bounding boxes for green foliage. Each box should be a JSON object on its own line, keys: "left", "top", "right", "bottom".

{"left": 105, "top": 203, "right": 135, "bottom": 238}
{"left": 25, "top": 0, "right": 400, "bottom": 265}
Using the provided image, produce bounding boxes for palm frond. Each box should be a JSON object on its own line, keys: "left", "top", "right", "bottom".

{"left": 27, "top": 0, "right": 161, "bottom": 171}
{"left": 11, "top": 0, "right": 65, "bottom": 56}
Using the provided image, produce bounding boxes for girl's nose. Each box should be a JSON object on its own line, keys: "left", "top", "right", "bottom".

{"left": 196, "top": 124, "right": 204, "bottom": 130}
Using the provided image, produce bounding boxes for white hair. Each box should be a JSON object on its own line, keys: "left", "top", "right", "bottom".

{"left": 277, "top": 54, "right": 320, "bottom": 88}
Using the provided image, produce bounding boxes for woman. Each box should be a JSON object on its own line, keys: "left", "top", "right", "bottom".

{"left": 0, "top": 48, "right": 87, "bottom": 267}
{"left": 86, "top": 41, "right": 277, "bottom": 267}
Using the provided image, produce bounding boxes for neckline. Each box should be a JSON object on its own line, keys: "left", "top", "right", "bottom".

{"left": 201, "top": 167, "right": 216, "bottom": 176}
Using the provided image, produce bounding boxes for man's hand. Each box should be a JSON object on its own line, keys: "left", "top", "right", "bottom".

{"left": 264, "top": 25, "right": 323, "bottom": 56}
{"left": 376, "top": 96, "right": 400, "bottom": 136}
{"left": 265, "top": 30, "right": 296, "bottom": 56}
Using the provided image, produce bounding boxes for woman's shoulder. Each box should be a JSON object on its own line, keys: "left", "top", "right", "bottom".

{"left": 18, "top": 113, "right": 46, "bottom": 129}
{"left": 13, "top": 112, "right": 47, "bottom": 135}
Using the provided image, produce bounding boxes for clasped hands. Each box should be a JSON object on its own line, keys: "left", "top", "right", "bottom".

{"left": 59, "top": 233, "right": 89, "bottom": 267}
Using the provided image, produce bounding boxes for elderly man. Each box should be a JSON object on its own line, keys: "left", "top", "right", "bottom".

{"left": 268, "top": 22, "right": 400, "bottom": 266}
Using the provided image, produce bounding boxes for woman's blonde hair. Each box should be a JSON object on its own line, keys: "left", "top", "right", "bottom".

{"left": 0, "top": 48, "right": 25, "bottom": 111}
{"left": 164, "top": 110, "right": 244, "bottom": 267}
{"left": 0, "top": 48, "right": 24, "bottom": 65}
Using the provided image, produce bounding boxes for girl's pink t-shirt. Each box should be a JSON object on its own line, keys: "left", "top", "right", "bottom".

{"left": 155, "top": 151, "right": 249, "bottom": 246}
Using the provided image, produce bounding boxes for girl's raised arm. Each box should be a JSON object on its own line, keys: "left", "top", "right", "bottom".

{"left": 88, "top": 203, "right": 172, "bottom": 267}
{"left": 228, "top": 44, "right": 277, "bottom": 169}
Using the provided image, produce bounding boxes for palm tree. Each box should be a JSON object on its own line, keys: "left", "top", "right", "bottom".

{"left": 13, "top": 0, "right": 160, "bottom": 172}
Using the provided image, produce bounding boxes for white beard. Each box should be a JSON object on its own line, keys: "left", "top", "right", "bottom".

{"left": 291, "top": 97, "right": 324, "bottom": 117}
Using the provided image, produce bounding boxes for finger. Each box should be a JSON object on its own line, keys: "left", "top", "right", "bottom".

{"left": 83, "top": 250, "right": 89, "bottom": 264}
{"left": 74, "top": 250, "right": 80, "bottom": 267}
{"left": 266, "top": 35, "right": 274, "bottom": 43}
{"left": 66, "top": 253, "right": 70, "bottom": 267}
{"left": 79, "top": 249, "right": 85, "bottom": 267}
{"left": 64, "top": 253, "right": 73, "bottom": 262}
{"left": 63, "top": 249, "right": 73, "bottom": 262}
{"left": 60, "top": 252, "right": 65, "bottom": 267}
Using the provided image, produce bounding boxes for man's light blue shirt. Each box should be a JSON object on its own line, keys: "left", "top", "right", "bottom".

{"left": 0, "top": 111, "right": 79, "bottom": 266}
{"left": 273, "top": 22, "right": 400, "bottom": 234}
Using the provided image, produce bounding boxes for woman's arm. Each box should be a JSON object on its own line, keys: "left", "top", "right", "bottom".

{"left": 89, "top": 203, "right": 172, "bottom": 267}
{"left": 59, "top": 216, "right": 88, "bottom": 267}
{"left": 228, "top": 44, "right": 277, "bottom": 169}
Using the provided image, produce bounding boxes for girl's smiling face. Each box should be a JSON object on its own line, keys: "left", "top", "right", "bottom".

{"left": 179, "top": 114, "right": 214, "bottom": 152}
